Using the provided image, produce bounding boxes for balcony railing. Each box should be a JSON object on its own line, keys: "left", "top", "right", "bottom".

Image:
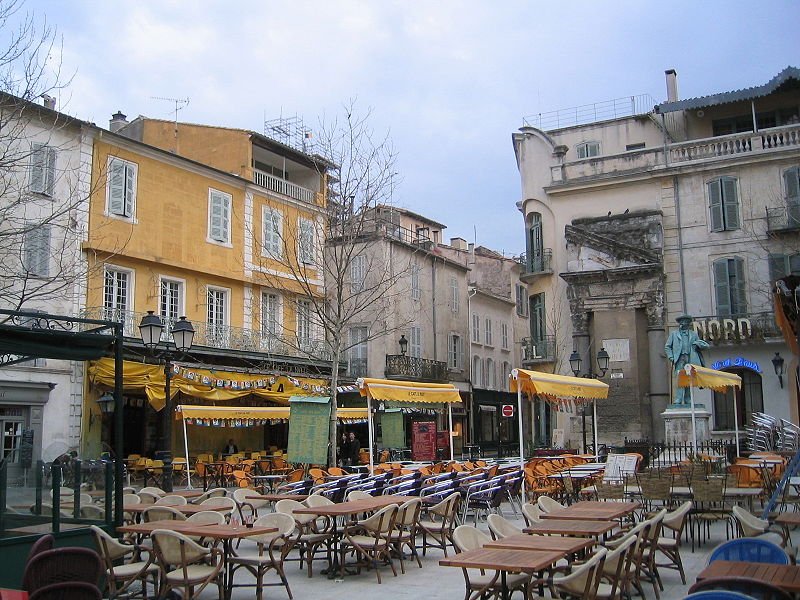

{"left": 80, "top": 308, "right": 332, "bottom": 361}
{"left": 521, "top": 336, "right": 556, "bottom": 364}
{"left": 766, "top": 203, "right": 800, "bottom": 232}
{"left": 516, "top": 250, "right": 553, "bottom": 278}
{"left": 385, "top": 354, "right": 448, "bottom": 382}
{"left": 253, "top": 169, "right": 319, "bottom": 204}
{"left": 684, "top": 312, "right": 782, "bottom": 345}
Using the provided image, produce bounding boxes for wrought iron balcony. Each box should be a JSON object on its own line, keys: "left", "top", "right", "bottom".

{"left": 766, "top": 204, "right": 800, "bottom": 233}
{"left": 521, "top": 336, "right": 556, "bottom": 364}
{"left": 385, "top": 354, "right": 448, "bottom": 383}
{"left": 684, "top": 312, "right": 782, "bottom": 345}
{"left": 516, "top": 250, "right": 553, "bottom": 281}
{"left": 80, "top": 307, "right": 332, "bottom": 361}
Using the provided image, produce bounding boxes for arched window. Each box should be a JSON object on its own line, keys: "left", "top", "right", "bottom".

{"left": 713, "top": 369, "right": 763, "bottom": 430}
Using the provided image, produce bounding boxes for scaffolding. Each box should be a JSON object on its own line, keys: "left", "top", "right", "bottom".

{"left": 264, "top": 114, "right": 316, "bottom": 155}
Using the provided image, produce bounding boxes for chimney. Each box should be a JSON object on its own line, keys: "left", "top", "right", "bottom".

{"left": 41, "top": 95, "right": 56, "bottom": 110}
{"left": 109, "top": 111, "right": 128, "bottom": 133}
{"left": 450, "top": 237, "right": 468, "bottom": 251}
{"left": 665, "top": 69, "right": 678, "bottom": 102}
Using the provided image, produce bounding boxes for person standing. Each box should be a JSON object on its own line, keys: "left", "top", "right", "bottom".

{"left": 348, "top": 431, "right": 361, "bottom": 466}
{"left": 223, "top": 438, "right": 238, "bottom": 455}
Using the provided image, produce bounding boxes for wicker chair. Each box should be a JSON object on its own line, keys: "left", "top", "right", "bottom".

{"left": 656, "top": 500, "right": 693, "bottom": 585}
{"left": 90, "top": 525, "right": 158, "bottom": 600}
{"left": 417, "top": 491, "right": 461, "bottom": 557}
{"left": 22, "top": 547, "right": 104, "bottom": 595}
{"left": 339, "top": 504, "right": 399, "bottom": 583}
{"left": 486, "top": 513, "right": 522, "bottom": 539}
{"left": 151, "top": 529, "right": 223, "bottom": 600}
{"left": 275, "top": 498, "right": 335, "bottom": 578}
{"left": 29, "top": 582, "right": 102, "bottom": 600}
{"left": 386, "top": 498, "right": 423, "bottom": 573}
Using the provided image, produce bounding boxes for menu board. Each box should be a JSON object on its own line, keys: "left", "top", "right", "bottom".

{"left": 411, "top": 421, "right": 436, "bottom": 461}
{"left": 20, "top": 429, "right": 34, "bottom": 469}
{"left": 287, "top": 397, "right": 331, "bottom": 465}
{"left": 381, "top": 410, "right": 405, "bottom": 449}
{"left": 602, "top": 454, "right": 639, "bottom": 482}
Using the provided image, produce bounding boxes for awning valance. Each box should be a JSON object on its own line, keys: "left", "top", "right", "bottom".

{"left": 176, "top": 404, "right": 367, "bottom": 423}
{"left": 357, "top": 378, "right": 462, "bottom": 404}
{"left": 510, "top": 368, "right": 609, "bottom": 402}
{"left": 677, "top": 364, "right": 742, "bottom": 391}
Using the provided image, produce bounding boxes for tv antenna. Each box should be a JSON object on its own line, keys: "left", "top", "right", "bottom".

{"left": 150, "top": 96, "right": 190, "bottom": 153}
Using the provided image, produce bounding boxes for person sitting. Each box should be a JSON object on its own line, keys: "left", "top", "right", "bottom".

{"left": 223, "top": 438, "right": 238, "bottom": 455}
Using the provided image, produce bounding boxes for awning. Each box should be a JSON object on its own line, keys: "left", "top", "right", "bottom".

{"left": 677, "top": 364, "right": 742, "bottom": 392}
{"left": 357, "top": 378, "right": 462, "bottom": 404}
{"left": 510, "top": 368, "right": 609, "bottom": 402}
{"left": 176, "top": 404, "right": 366, "bottom": 423}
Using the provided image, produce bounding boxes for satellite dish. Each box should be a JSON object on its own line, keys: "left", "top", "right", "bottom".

{"left": 42, "top": 441, "right": 70, "bottom": 463}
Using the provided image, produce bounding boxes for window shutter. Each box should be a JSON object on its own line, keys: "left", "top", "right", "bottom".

{"left": 124, "top": 163, "right": 135, "bottom": 217}
{"left": 24, "top": 226, "right": 50, "bottom": 276}
{"left": 790, "top": 254, "right": 800, "bottom": 276}
{"left": 298, "top": 219, "right": 314, "bottom": 264}
{"left": 713, "top": 259, "right": 731, "bottom": 316}
{"left": 30, "top": 143, "right": 44, "bottom": 193}
{"left": 264, "top": 209, "right": 282, "bottom": 257}
{"left": 769, "top": 253, "right": 788, "bottom": 281}
{"left": 732, "top": 257, "right": 747, "bottom": 314}
{"left": 108, "top": 160, "right": 125, "bottom": 215}
{"left": 708, "top": 179, "right": 723, "bottom": 232}
{"left": 722, "top": 177, "right": 739, "bottom": 230}
{"left": 209, "top": 192, "right": 229, "bottom": 242}
{"left": 785, "top": 167, "right": 800, "bottom": 200}
{"left": 44, "top": 146, "right": 56, "bottom": 196}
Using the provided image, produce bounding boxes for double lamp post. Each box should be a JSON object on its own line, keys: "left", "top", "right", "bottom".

{"left": 569, "top": 347, "right": 610, "bottom": 455}
{"left": 138, "top": 311, "right": 195, "bottom": 492}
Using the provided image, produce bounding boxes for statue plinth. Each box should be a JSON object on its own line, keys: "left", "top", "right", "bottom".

{"left": 661, "top": 406, "right": 711, "bottom": 446}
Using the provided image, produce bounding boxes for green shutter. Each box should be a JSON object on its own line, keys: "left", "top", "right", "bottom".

{"left": 769, "top": 253, "right": 789, "bottom": 281}
{"left": 713, "top": 259, "right": 731, "bottom": 316}
{"left": 708, "top": 179, "right": 723, "bottom": 232}
{"left": 732, "top": 257, "right": 747, "bottom": 314}
{"left": 785, "top": 167, "right": 800, "bottom": 200}
{"left": 722, "top": 177, "right": 739, "bottom": 230}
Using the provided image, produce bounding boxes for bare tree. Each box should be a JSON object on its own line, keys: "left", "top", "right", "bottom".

{"left": 251, "top": 103, "right": 418, "bottom": 465}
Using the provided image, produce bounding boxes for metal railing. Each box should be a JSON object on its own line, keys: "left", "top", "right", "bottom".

{"left": 385, "top": 354, "right": 448, "bottom": 382}
{"left": 523, "top": 94, "right": 656, "bottom": 130}
{"left": 252, "top": 169, "right": 318, "bottom": 204}
{"left": 624, "top": 437, "right": 737, "bottom": 471}
{"left": 766, "top": 203, "right": 800, "bottom": 232}
{"left": 521, "top": 336, "right": 556, "bottom": 364}
{"left": 81, "top": 307, "right": 332, "bottom": 361}
{"left": 516, "top": 250, "right": 553, "bottom": 276}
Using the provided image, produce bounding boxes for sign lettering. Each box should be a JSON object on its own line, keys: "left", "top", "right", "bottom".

{"left": 711, "top": 357, "right": 762, "bottom": 373}
{"left": 692, "top": 318, "right": 753, "bottom": 342}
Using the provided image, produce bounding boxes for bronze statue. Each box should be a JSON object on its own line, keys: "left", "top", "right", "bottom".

{"left": 664, "top": 314, "right": 710, "bottom": 406}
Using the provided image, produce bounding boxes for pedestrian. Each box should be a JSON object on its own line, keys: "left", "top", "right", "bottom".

{"left": 348, "top": 431, "right": 361, "bottom": 466}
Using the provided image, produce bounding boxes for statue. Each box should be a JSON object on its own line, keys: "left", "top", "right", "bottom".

{"left": 664, "top": 314, "right": 710, "bottom": 406}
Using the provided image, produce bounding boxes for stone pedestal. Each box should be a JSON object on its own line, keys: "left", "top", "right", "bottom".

{"left": 661, "top": 406, "right": 711, "bottom": 445}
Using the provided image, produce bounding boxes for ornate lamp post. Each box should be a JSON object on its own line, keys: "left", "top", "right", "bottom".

{"left": 570, "top": 347, "right": 610, "bottom": 454}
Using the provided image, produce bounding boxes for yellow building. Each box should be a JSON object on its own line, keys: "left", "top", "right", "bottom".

{"left": 81, "top": 115, "right": 334, "bottom": 457}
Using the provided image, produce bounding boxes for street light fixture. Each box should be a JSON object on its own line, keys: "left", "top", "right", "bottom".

{"left": 772, "top": 352, "right": 785, "bottom": 388}
{"left": 398, "top": 334, "right": 408, "bottom": 356}
{"left": 570, "top": 347, "right": 610, "bottom": 455}
{"left": 596, "top": 347, "right": 610, "bottom": 377}
{"left": 138, "top": 311, "right": 195, "bottom": 491}
{"left": 569, "top": 350, "right": 582, "bottom": 377}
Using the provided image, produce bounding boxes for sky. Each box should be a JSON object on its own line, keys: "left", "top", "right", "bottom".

{"left": 15, "top": 0, "right": 800, "bottom": 255}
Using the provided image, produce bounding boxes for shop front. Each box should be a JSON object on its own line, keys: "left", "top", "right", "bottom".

{"left": 472, "top": 389, "right": 520, "bottom": 454}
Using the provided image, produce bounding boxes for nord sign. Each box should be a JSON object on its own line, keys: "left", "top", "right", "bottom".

{"left": 692, "top": 318, "right": 754, "bottom": 342}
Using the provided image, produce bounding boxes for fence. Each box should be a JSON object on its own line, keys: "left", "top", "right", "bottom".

{"left": 623, "top": 437, "right": 737, "bottom": 471}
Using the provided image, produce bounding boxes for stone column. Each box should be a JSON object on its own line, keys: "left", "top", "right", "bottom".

{"left": 646, "top": 300, "right": 670, "bottom": 442}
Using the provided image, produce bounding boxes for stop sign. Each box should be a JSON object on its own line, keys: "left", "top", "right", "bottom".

{"left": 501, "top": 404, "right": 514, "bottom": 417}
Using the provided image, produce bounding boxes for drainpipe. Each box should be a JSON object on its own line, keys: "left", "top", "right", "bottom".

{"left": 431, "top": 256, "right": 437, "bottom": 361}
{"left": 467, "top": 286, "right": 478, "bottom": 445}
{"left": 674, "top": 176, "right": 687, "bottom": 313}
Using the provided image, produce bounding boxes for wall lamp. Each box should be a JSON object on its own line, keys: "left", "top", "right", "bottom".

{"left": 772, "top": 352, "right": 785, "bottom": 388}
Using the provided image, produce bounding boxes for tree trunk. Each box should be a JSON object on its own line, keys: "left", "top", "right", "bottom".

{"left": 328, "top": 344, "right": 342, "bottom": 467}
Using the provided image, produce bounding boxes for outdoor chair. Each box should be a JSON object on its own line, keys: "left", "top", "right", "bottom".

{"left": 194, "top": 487, "right": 227, "bottom": 503}
{"left": 683, "top": 592, "right": 765, "bottom": 600}
{"left": 548, "top": 547, "right": 608, "bottom": 600}
{"left": 708, "top": 538, "right": 790, "bottom": 565}
{"left": 630, "top": 508, "right": 666, "bottom": 600}
{"left": 185, "top": 510, "right": 226, "bottom": 547}
{"left": 521, "top": 502, "right": 544, "bottom": 526}
{"left": 198, "top": 496, "right": 237, "bottom": 520}
{"left": 692, "top": 476, "right": 734, "bottom": 546}
{"left": 586, "top": 534, "right": 637, "bottom": 600}
{"left": 143, "top": 460, "right": 164, "bottom": 487}
{"left": 637, "top": 471, "right": 673, "bottom": 515}
{"left": 275, "top": 498, "right": 335, "bottom": 578}
{"left": 22, "top": 547, "right": 104, "bottom": 595}
{"left": 139, "top": 486, "right": 166, "bottom": 496}
{"left": 227, "top": 512, "right": 296, "bottom": 600}
{"left": 142, "top": 505, "right": 186, "bottom": 522}
{"left": 462, "top": 481, "right": 506, "bottom": 525}
{"left": 595, "top": 480, "right": 626, "bottom": 502}
{"left": 340, "top": 504, "right": 399, "bottom": 583}
{"left": 151, "top": 529, "right": 223, "bottom": 600}
{"left": 80, "top": 504, "right": 105, "bottom": 520}
{"left": 418, "top": 491, "right": 460, "bottom": 557}
{"left": 387, "top": 498, "right": 423, "bottom": 573}
{"left": 137, "top": 491, "right": 160, "bottom": 505}
{"left": 233, "top": 488, "right": 270, "bottom": 521}
{"left": 537, "top": 495, "right": 566, "bottom": 514}
{"left": 687, "top": 576, "right": 792, "bottom": 600}
{"left": 452, "top": 525, "right": 532, "bottom": 600}
{"left": 25, "top": 533, "right": 54, "bottom": 566}
{"left": 731, "top": 505, "right": 788, "bottom": 547}
{"left": 486, "top": 513, "right": 522, "bottom": 539}
{"left": 605, "top": 520, "right": 651, "bottom": 600}
{"left": 90, "top": 525, "right": 158, "bottom": 600}
{"left": 656, "top": 500, "right": 693, "bottom": 585}
{"left": 155, "top": 494, "right": 188, "bottom": 506}
{"left": 29, "top": 582, "right": 102, "bottom": 600}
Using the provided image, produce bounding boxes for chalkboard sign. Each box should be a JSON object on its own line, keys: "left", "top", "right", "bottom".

{"left": 20, "top": 429, "right": 34, "bottom": 469}
{"left": 381, "top": 410, "right": 405, "bottom": 448}
{"left": 411, "top": 421, "right": 436, "bottom": 461}
{"left": 287, "top": 396, "right": 331, "bottom": 465}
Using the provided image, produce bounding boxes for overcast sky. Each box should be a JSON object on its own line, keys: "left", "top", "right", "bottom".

{"left": 21, "top": 1, "right": 800, "bottom": 254}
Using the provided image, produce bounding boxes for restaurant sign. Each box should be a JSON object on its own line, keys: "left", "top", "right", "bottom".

{"left": 710, "top": 357, "right": 762, "bottom": 373}
{"left": 692, "top": 317, "right": 754, "bottom": 342}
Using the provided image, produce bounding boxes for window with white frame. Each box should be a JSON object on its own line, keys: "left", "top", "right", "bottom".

{"left": 708, "top": 176, "right": 740, "bottom": 232}
{"left": 450, "top": 277, "right": 459, "bottom": 313}
{"left": 576, "top": 141, "right": 600, "bottom": 159}
{"left": 713, "top": 257, "right": 747, "bottom": 316}
{"left": 349, "top": 326, "right": 368, "bottom": 377}
{"left": 472, "top": 314, "right": 481, "bottom": 343}
{"left": 769, "top": 253, "right": 800, "bottom": 281}
{"left": 103, "top": 267, "right": 130, "bottom": 322}
{"left": 411, "top": 264, "right": 420, "bottom": 300}
{"left": 23, "top": 224, "right": 50, "bottom": 277}
{"left": 159, "top": 279, "right": 184, "bottom": 332}
{"left": 409, "top": 326, "right": 421, "bottom": 357}
{"left": 296, "top": 298, "right": 313, "bottom": 349}
{"left": 484, "top": 318, "right": 493, "bottom": 346}
{"left": 208, "top": 189, "right": 232, "bottom": 244}
{"left": 501, "top": 323, "right": 509, "bottom": 350}
{"left": 486, "top": 358, "right": 495, "bottom": 389}
{"left": 262, "top": 207, "right": 283, "bottom": 259}
{"left": 30, "top": 143, "right": 56, "bottom": 196}
{"left": 515, "top": 284, "right": 528, "bottom": 317}
{"left": 472, "top": 355, "right": 482, "bottom": 387}
{"left": 261, "top": 291, "right": 281, "bottom": 351}
{"left": 448, "top": 333, "right": 463, "bottom": 369}
{"left": 206, "top": 287, "right": 228, "bottom": 346}
{"left": 298, "top": 218, "right": 315, "bottom": 264}
{"left": 351, "top": 254, "right": 366, "bottom": 293}
{"left": 107, "top": 157, "right": 137, "bottom": 219}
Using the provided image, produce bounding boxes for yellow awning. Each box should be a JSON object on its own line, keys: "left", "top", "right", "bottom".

{"left": 510, "top": 368, "right": 609, "bottom": 401}
{"left": 677, "top": 364, "right": 742, "bottom": 391}
{"left": 177, "top": 405, "right": 368, "bottom": 422}
{"left": 337, "top": 407, "right": 369, "bottom": 420}
{"left": 357, "top": 378, "right": 462, "bottom": 404}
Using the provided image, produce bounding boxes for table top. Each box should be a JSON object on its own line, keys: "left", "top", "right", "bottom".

{"left": 776, "top": 513, "right": 800, "bottom": 526}
{"left": 294, "top": 494, "right": 408, "bottom": 516}
{"left": 170, "top": 489, "right": 205, "bottom": 499}
{"left": 523, "top": 518, "right": 617, "bottom": 537}
{"left": 439, "top": 547, "right": 564, "bottom": 573}
{"left": 123, "top": 503, "right": 230, "bottom": 514}
{"left": 119, "top": 519, "right": 219, "bottom": 535}
{"left": 485, "top": 534, "right": 593, "bottom": 554}
{"left": 252, "top": 493, "right": 310, "bottom": 502}
{"left": 542, "top": 501, "right": 639, "bottom": 521}
{"left": 697, "top": 560, "right": 800, "bottom": 593}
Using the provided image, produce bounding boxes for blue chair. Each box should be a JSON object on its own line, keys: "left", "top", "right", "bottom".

{"left": 684, "top": 592, "right": 760, "bottom": 600}
{"left": 708, "top": 538, "right": 790, "bottom": 565}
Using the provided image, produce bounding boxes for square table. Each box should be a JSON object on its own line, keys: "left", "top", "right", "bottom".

{"left": 541, "top": 501, "right": 639, "bottom": 521}
{"left": 440, "top": 547, "right": 564, "bottom": 600}
{"left": 484, "top": 533, "right": 593, "bottom": 555}
{"left": 696, "top": 560, "right": 800, "bottom": 594}
{"left": 523, "top": 518, "right": 617, "bottom": 538}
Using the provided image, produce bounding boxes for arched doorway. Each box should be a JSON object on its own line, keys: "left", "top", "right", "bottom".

{"left": 713, "top": 368, "right": 763, "bottom": 430}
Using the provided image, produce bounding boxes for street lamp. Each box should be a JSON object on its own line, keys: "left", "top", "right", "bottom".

{"left": 772, "top": 352, "right": 785, "bottom": 388}
{"left": 138, "top": 311, "right": 195, "bottom": 491}
{"left": 570, "top": 347, "right": 609, "bottom": 455}
{"left": 569, "top": 349, "right": 582, "bottom": 377}
{"left": 596, "top": 347, "right": 610, "bottom": 377}
{"left": 398, "top": 334, "right": 408, "bottom": 356}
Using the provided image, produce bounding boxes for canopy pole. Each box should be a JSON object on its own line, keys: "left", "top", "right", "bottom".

{"left": 733, "top": 390, "right": 740, "bottom": 458}
{"left": 592, "top": 400, "right": 599, "bottom": 457}
{"left": 690, "top": 387, "right": 697, "bottom": 453}
{"left": 182, "top": 414, "right": 192, "bottom": 489}
{"left": 367, "top": 395, "right": 374, "bottom": 472}
{"left": 517, "top": 386, "right": 525, "bottom": 498}
{"left": 447, "top": 403, "right": 454, "bottom": 462}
